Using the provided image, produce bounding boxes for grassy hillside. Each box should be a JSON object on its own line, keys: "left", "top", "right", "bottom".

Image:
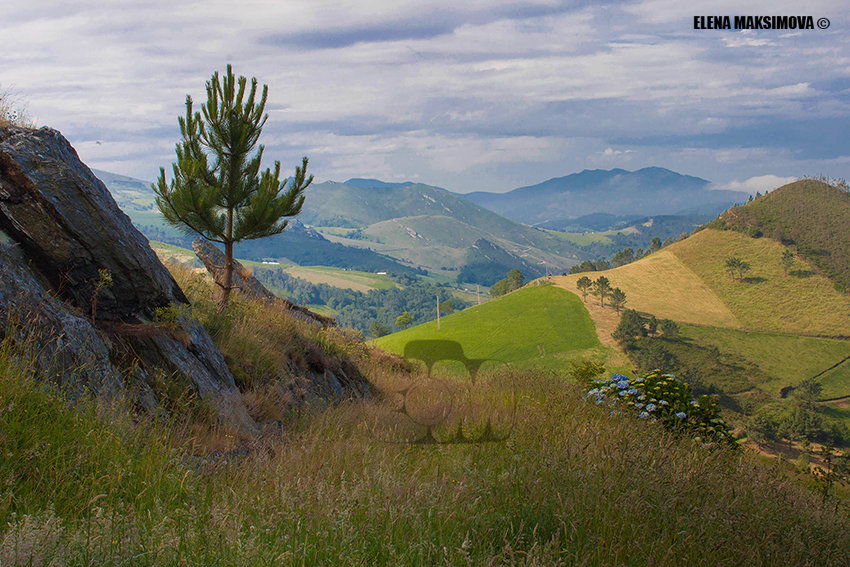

{"left": 681, "top": 325, "right": 850, "bottom": 399}
{"left": 374, "top": 284, "right": 601, "bottom": 371}
{"left": 711, "top": 179, "right": 850, "bottom": 291}
{"left": 672, "top": 229, "right": 850, "bottom": 336}
{"left": 554, "top": 247, "right": 739, "bottom": 328}
{"left": 557, "top": 229, "right": 850, "bottom": 336}
{"left": 301, "top": 180, "right": 582, "bottom": 277}
{"left": 4, "top": 262, "right": 850, "bottom": 564}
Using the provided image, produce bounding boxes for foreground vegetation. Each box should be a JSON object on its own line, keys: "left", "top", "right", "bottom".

{"left": 2, "top": 268, "right": 850, "bottom": 565}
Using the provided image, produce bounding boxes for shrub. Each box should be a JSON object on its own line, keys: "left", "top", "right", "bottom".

{"left": 586, "top": 370, "right": 734, "bottom": 444}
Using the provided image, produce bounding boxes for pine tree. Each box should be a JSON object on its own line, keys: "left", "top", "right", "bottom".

{"left": 154, "top": 65, "right": 312, "bottom": 310}
{"left": 592, "top": 276, "right": 612, "bottom": 307}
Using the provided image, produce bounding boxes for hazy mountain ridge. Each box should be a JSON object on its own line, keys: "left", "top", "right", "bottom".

{"left": 462, "top": 167, "right": 750, "bottom": 226}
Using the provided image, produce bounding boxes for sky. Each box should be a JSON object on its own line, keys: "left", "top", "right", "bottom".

{"left": 2, "top": 0, "right": 849, "bottom": 194}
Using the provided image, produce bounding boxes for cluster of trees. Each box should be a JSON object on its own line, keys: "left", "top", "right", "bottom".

{"left": 612, "top": 309, "right": 678, "bottom": 346}
{"left": 724, "top": 256, "right": 751, "bottom": 281}
{"left": 575, "top": 276, "right": 627, "bottom": 313}
{"left": 254, "top": 267, "right": 466, "bottom": 336}
{"left": 569, "top": 259, "right": 611, "bottom": 274}
{"left": 747, "top": 378, "right": 848, "bottom": 446}
{"left": 489, "top": 269, "right": 524, "bottom": 297}
{"left": 570, "top": 238, "right": 667, "bottom": 275}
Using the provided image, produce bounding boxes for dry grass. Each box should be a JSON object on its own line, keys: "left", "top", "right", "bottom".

{"left": 556, "top": 229, "right": 850, "bottom": 336}
{"left": 672, "top": 229, "right": 850, "bottom": 335}
{"left": 3, "top": 262, "right": 850, "bottom": 565}
{"left": 554, "top": 248, "right": 739, "bottom": 328}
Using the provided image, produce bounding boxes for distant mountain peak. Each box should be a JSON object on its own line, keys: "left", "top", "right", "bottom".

{"left": 343, "top": 178, "right": 415, "bottom": 190}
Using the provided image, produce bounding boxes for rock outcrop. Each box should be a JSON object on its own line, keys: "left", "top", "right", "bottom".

{"left": 0, "top": 126, "right": 256, "bottom": 434}
{"left": 191, "top": 238, "right": 336, "bottom": 327}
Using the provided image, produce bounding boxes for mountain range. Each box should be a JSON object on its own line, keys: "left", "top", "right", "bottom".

{"left": 94, "top": 167, "right": 752, "bottom": 285}
{"left": 462, "top": 167, "right": 750, "bottom": 227}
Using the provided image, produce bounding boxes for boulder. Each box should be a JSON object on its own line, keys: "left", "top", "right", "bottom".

{"left": 0, "top": 126, "right": 256, "bottom": 434}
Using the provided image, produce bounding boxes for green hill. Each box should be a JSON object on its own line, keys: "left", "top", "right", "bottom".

{"left": 374, "top": 284, "right": 601, "bottom": 371}
{"left": 710, "top": 179, "right": 850, "bottom": 291}
{"left": 300, "top": 180, "right": 582, "bottom": 279}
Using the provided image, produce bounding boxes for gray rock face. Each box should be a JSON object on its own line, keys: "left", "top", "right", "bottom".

{"left": 0, "top": 126, "right": 256, "bottom": 434}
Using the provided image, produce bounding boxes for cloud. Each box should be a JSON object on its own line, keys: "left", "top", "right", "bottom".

{"left": 1, "top": 0, "right": 849, "bottom": 191}
{"left": 713, "top": 174, "right": 798, "bottom": 194}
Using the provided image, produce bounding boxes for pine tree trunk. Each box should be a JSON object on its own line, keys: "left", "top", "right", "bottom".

{"left": 218, "top": 239, "right": 234, "bottom": 313}
{"left": 218, "top": 209, "right": 235, "bottom": 313}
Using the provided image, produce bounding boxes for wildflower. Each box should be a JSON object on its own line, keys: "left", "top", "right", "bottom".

{"left": 617, "top": 380, "right": 630, "bottom": 389}
{"left": 659, "top": 400, "right": 669, "bottom": 406}
{"left": 646, "top": 403, "right": 657, "bottom": 412}
{"left": 635, "top": 403, "right": 644, "bottom": 409}
{"left": 675, "top": 412, "right": 687, "bottom": 419}
{"left": 638, "top": 395, "right": 646, "bottom": 401}
{"left": 626, "top": 388, "right": 639, "bottom": 395}
{"left": 689, "top": 400, "right": 700, "bottom": 407}
{"left": 638, "top": 411, "right": 649, "bottom": 419}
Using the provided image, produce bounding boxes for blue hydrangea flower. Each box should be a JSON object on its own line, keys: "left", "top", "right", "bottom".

{"left": 638, "top": 411, "right": 649, "bottom": 419}
{"left": 612, "top": 374, "right": 628, "bottom": 381}
{"left": 675, "top": 411, "right": 687, "bottom": 419}
{"left": 635, "top": 402, "right": 644, "bottom": 409}
{"left": 690, "top": 400, "right": 700, "bottom": 407}
{"left": 586, "top": 389, "right": 599, "bottom": 397}
{"left": 626, "top": 388, "right": 639, "bottom": 395}
{"left": 617, "top": 380, "right": 630, "bottom": 389}
{"left": 638, "top": 395, "right": 646, "bottom": 401}
{"left": 659, "top": 400, "right": 669, "bottom": 406}
{"left": 646, "top": 403, "right": 657, "bottom": 412}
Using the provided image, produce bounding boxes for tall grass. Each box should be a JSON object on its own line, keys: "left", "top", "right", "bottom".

{"left": 1, "top": 268, "right": 849, "bottom": 565}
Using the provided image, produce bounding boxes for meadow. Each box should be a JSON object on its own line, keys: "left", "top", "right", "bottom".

{"left": 374, "top": 284, "right": 605, "bottom": 372}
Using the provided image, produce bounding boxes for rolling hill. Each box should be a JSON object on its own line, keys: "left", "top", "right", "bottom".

{"left": 555, "top": 228, "right": 850, "bottom": 337}
{"left": 709, "top": 179, "right": 850, "bottom": 292}
{"left": 462, "top": 167, "right": 750, "bottom": 226}
{"left": 299, "top": 179, "right": 584, "bottom": 280}
{"left": 374, "top": 284, "right": 602, "bottom": 371}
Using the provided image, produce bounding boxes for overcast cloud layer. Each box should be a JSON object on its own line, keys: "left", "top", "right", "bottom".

{"left": 2, "top": 0, "right": 849, "bottom": 193}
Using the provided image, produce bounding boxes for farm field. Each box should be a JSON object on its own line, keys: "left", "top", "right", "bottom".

{"left": 283, "top": 265, "right": 396, "bottom": 292}
{"left": 554, "top": 248, "right": 739, "bottom": 328}
{"left": 680, "top": 325, "right": 850, "bottom": 399}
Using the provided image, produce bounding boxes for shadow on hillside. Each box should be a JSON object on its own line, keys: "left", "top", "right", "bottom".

{"left": 742, "top": 276, "right": 766, "bottom": 284}
{"left": 790, "top": 269, "right": 815, "bottom": 278}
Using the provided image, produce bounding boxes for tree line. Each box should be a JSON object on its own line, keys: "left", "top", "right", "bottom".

{"left": 253, "top": 267, "right": 465, "bottom": 336}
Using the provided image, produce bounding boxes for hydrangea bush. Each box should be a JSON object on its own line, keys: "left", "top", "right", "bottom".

{"left": 586, "top": 370, "right": 735, "bottom": 444}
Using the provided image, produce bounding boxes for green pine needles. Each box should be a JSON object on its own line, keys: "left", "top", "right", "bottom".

{"left": 154, "top": 64, "right": 313, "bottom": 310}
